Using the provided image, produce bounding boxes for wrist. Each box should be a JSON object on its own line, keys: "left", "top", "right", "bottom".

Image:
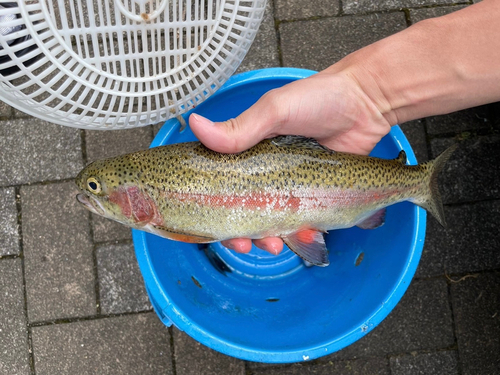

{"left": 335, "top": 0, "right": 500, "bottom": 125}
{"left": 331, "top": 18, "right": 453, "bottom": 126}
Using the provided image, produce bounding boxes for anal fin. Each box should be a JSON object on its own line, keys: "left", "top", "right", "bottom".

{"left": 148, "top": 225, "right": 217, "bottom": 243}
{"left": 282, "top": 229, "right": 329, "bottom": 267}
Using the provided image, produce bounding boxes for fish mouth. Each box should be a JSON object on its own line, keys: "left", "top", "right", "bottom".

{"left": 76, "top": 193, "right": 105, "bottom": 216}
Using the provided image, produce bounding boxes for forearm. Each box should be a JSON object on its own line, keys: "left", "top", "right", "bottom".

{"left": 331, "top": 0, "right": 500, "bottom": 125}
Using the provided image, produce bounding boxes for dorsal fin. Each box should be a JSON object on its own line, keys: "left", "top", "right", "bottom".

{"left": 395, "top": 150, "right": 407, "bottom": 164}
{"left": 271, "top": 136, "right": 334, "bottom": 153}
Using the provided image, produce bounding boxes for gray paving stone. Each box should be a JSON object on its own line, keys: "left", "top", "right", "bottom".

{"left": 409, "top": 4, "right": 468, "bottom": 23}
{"left": 322, "top": 279, "right": 454, "bottom": 360}
{"left": 92, "top": 214, "right": 133, "bottom": 243}
{"left": 0, "top": 259, "right": 30, "bottom": 375}
{"left": 31, "top": 313, "right": 173, "bottom": 375}
{"left": 390, "top": 351, "right": 459, "bottom": 375}
{"left": 416, "top": 200, "right": 500, "bottom": 278}
{"left": 238, "top": 0, "right": 280, "bottom": 73}
{"left": 12, "top": 107, "right": 30, "bottom": 118}
{"left": 426, "top": 106, "right": 494, "bottom": 136}
{"left": 153, "top": 121, "right": 165, "bottom": 137}
{"left": 343, "top": 0, "right": 457, "bottom": 14}
{"left": 0, "top": 102, "right": 11, "bottom": 117}
{"left": 450, "top": 272, "right": 500, "bottom": 375}
{"left": 250, "top": 357, "right": 390, "bottom": 374}
{"left": 430, "top": 135, "right": 500, "bottom": 204}
{"left": 399, "top": 120, "right": 429, "bottom": 163}
{"left": 0, "top": 118, "right": 83, "bottom": 186}
{"left": 22, "top": 182, "right": 95, "bottom": 322}
{"left": 280, "top": 13, "right": 406, "bottom": 71}
{"left": 274, "top": 0, "right": 339, "bottom": 20}
{"left": 96, "top": 242, "right": 151, "bottom": 314}
{"left": 173, "top": 328, "right": 245, "bottom": 375}
{"left": 84, "top": 126, "right": 154, "bottom": 163}
{"left": 0, "top": 187, "right": 19, "bottom": 256}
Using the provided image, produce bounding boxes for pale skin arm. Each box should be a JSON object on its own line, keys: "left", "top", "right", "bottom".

{"left": 189, "top": 0, "right": 500, "bottom": 255}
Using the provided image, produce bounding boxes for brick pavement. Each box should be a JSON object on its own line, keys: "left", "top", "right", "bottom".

{"left": 1, "top": 1, "right": 499, "bottom": 374}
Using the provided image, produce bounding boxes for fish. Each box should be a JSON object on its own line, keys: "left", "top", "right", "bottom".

{"left": 75, "top": 136, "right": 456, "bottom": 267}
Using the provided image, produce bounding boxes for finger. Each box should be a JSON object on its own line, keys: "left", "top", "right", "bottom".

{"left": 189, "top": 91, "right": 281, "bottom": 153}
{"left": 252, "top": 237, "right": 284, "bottom": 255}
{"left": 221, "top": 238, "right": 253, "bottom": 253}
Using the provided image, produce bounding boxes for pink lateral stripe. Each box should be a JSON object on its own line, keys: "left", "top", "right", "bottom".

{"left": 166, "top": 190, "right": 338, "bottom": 211}
{"left": 165, "top": 187, "right": 404, "bottom": 211}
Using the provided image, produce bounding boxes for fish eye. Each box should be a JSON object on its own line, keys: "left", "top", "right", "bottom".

{"left": 87, "top": 177, "right": 101, "bottom": 194}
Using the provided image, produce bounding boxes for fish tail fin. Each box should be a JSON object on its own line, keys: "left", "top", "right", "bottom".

{"left": 415, "top": 144, "right": 457, "bottom": 227}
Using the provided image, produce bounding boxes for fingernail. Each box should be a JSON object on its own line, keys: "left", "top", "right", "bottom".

{"left": 191, "top": 113, "right": 214, "bottom": 126}
{"left": 268, "top": 246, "right": 281, "bottom": 256}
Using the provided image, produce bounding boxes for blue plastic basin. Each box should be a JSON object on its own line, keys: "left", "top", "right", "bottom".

{"left": 132, "top": 68, "right": 426, "bottom": 363}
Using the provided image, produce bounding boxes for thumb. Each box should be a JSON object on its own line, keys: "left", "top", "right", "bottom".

{"left": 189, "top": 93, "right": 280, "bottom": 153}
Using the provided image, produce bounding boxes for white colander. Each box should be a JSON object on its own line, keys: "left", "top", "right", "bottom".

{"left": 0, "top": 0, "right": 266, "bottom": 129}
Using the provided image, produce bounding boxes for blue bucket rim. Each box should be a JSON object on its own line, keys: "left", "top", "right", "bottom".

{"left": 133, "top": 67, "right": 426, "bottom": 363}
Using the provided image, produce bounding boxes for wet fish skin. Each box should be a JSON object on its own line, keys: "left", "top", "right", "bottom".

{"left": 75, "top": 136, "right": 456, "bottom": 266}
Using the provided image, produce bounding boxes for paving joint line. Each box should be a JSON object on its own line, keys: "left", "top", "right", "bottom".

{"left": 28, "top": 309, "right": 154, "bottom": 328}
{"left": 443, "top": 197, "right": 500, "bottom": 208}
{"left": 0, "top": 177, "right": 78, "bottom": 190}
{"left": 414, "top": 268, "right": 500, "bottom": 283}
{"left": 402, "top": 8, "right": 412, "bottom": 26}
{"left": 89, "top": 213, "right": 102, "bottom": 315}
{"left": 14, "top": 186, "right": 36, "bottom": 375}
{"left": 446, "top": 281, "right": 464, "bottom": 375}
{"left": 168, "top": 326, "right": 178, "bottom": 375}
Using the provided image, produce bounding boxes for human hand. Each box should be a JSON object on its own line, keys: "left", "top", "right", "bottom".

{"left": 189, "top": 68, "right": 392, "bottom": 255}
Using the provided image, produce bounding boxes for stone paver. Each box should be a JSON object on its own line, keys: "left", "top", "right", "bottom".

{"left": 250, "top": 357, "right": 390, "bottom": 374}
{"left": 409, "top": 5, "right": 469, "bottom": 23}
{"left": 91, "top": 214, "right": 133, "bottom": 243}
{"left": 21, "top": 182, "right": 95, "bottom": 322}
{"left": 238, "top": 0, "right": 279, "bottom": 73}
{"left": 390, "top": 351, "right": 459, "bottom": 375}
{"left": 431, "top": 135, "right": 500, "bottom": 204}
{"left": 451, "top": 272, "right": 500, "bottom": 375}
{"left": 280, "top": 12, "right": 407, "bottom": 70}
{"left": 84, "top": 126, "right": 153, "bottom": 163}
{"left": 0, "top": 187, "right": 19, "bottom": 256}
{"left": 274, "top": 0, "right": 339, "bottom": 20}
{"left": 31, "top": 313, "right": 173, "bottom": 375}
{"left": 0, "top": 101, "right": 11, "bottom": 117}
{"left": 343, "top": 0, "right": 458, "bottom": 14}
{"left": 173, "top": 328, "right": 245, "bottom": 375}
{"left": 426, "top": 106, "right": 494, "bottom": 136}
{"left": 0, "top": 119, "right": 83, "bottom": 186}
{"left": 417, "top": 200, "right": 500, "bottom": 278}
{"left": 96, "top": 242, "right": 151, "bottom": 314}
{"left": 0, "top": 259, "right": 30, "bottom": 375}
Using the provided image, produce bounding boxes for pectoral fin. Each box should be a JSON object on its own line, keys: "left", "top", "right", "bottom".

{"left": 357, "top": 208, "right": 386, "bottom": 229}
{"left": 282, "top": 229, "right": 329, "bottom": 267}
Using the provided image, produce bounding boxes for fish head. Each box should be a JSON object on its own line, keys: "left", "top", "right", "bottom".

{"left": 75, "top": 156, "right": 155, "bottom": 228}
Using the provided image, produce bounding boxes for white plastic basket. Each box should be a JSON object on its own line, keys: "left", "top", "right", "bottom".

{"left": 0, "top": 0, "right": 266, "bottom": 129}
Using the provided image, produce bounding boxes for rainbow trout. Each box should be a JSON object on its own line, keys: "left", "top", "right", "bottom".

{"left": 75, "top": 136, "right": 456, "bottom": 266}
